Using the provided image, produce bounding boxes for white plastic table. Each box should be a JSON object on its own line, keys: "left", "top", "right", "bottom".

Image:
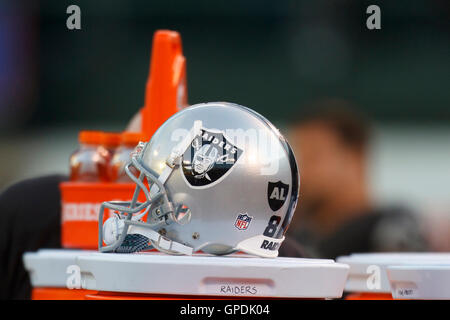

{"left": 77, "top": 251, "right": 349, "bottom": 299}
{"left": 337, "top": 252, "right": 450, "bottom": 296}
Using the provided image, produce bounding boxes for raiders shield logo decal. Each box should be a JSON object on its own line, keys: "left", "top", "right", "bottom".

{"left": 267, "top": 181, "right": 289, "bottom": 211}
{"left": 181, "top": 128, "right": 243, "bottom": 187}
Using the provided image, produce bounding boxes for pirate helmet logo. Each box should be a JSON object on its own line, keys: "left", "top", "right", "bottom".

{"left": 182, "top": 128, "right": 243, "bottom": 187}
{"left": 192, "top": 144, "right": 219, "bottom": 179}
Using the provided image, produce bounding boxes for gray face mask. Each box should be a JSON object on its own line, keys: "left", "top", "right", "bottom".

{"left": 98, "top": 102, "right": 300, "bottom": 258}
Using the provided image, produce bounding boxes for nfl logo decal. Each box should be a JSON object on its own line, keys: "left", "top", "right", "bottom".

{"left": 234, "top": 213, "right": 253, "bottom": 230}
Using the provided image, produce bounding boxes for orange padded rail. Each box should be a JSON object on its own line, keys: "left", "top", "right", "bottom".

{"left": 345, "top": 292, "right": 393, "bottom": 300}
{"left": 32, "top": 288, "right": 96, "bottom": 300}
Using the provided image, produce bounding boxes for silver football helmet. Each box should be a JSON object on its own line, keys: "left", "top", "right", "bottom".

{"left": 98, "top": 102, "right": 299, "bottom": 258}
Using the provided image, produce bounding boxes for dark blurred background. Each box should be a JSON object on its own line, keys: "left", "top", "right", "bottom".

{"left": 0, "top": 1, "right": 449, "bottom": 248}
{"left": 3, "top": 1, "right": 450, "bottom": 128}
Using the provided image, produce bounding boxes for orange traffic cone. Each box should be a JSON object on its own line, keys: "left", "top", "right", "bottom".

{"left": 141, "top": 30, "right": 188, "bottom": 138}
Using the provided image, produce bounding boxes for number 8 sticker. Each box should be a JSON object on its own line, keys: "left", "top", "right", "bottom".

{"left": 263, "top": 215, "right": 281, "bottom": 237}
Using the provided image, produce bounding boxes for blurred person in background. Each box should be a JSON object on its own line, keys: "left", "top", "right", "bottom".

{"left": 423, "top": 207, "right": 450, "bottom": 252}
{"left": 287, "top": 99, "right": 429, "bottom": 259}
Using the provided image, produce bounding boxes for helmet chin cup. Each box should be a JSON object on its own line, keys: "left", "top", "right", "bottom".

{"left": 102, "top": 215, "right": 125, "bottom": 245}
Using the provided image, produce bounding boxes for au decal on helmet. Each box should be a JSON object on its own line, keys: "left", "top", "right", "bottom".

{"left": 267, "top": 181, "right": 290, "bottom": 211}
{"left": 181, "top": 128, "right": 243, "bottom": 187}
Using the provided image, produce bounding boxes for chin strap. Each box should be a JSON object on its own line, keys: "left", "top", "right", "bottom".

{"left": 128, "top": 224, "right": 194, "bottom": 255}
{"left": 103, "top": 214, "right": 194, "bottom": 255}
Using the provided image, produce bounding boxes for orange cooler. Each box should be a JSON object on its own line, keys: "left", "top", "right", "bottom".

{"left": 60, "top": 182, "right": 146, "bottom": 249}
